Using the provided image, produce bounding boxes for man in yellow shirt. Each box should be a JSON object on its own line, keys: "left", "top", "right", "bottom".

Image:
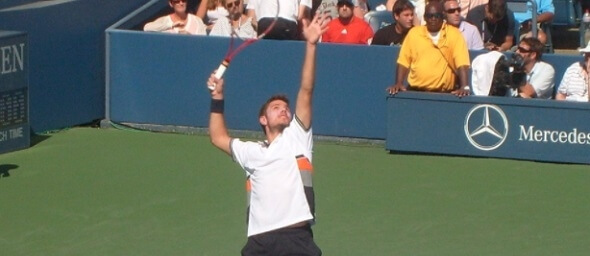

{"left": 386, "top": 0, "right": 470, "bottom": 96}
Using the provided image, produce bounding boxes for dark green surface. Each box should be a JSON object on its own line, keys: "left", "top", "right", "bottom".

{"left": 1, "top": 128, "right": 589, "bottom": 255}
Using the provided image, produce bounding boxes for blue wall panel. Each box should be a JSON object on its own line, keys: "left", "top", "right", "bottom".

{"left": 0, "top": 0, "right": 149, "bottom": 132}
{"left": 108, "top": 30, "right": 396, "bottom": 139}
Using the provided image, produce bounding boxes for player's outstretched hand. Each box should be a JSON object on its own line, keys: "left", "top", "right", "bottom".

{"left": 302, "top": 14, "right": 329, "bottom": 45}
{"left": 207, "top": 71, "right": 224, "bottom": 98}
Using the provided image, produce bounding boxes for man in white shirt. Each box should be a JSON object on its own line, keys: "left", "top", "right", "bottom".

{"left": 443, "top": 0, "right": 484, "bottom": 50}
{"left": 206, "top": 14, "right": 328, "bottom": 256}
{"left": 513, "top": 37, "right": 555, "bottom": 99}
{"left": 556, "top": 42, "right": 590, "bottom": 102}
{"left": 247, "top": 0, "right": 312, "bottom": 39}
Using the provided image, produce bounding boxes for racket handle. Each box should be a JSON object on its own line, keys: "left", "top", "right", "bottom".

{"left": 209, "top": 60, "right": 230, "bottom": 90}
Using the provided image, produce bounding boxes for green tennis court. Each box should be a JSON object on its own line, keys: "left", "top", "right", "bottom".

{"left": 1, "top": 128, "right": 589, "bottom": 255}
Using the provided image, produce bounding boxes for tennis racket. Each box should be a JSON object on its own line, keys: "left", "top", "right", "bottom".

{"left": 208, "top": 0, "right": 281, "bottom": 90}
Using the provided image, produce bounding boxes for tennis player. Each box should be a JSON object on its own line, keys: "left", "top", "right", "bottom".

{"left": 206, "top": 14, "right": 328, "bottom": 256}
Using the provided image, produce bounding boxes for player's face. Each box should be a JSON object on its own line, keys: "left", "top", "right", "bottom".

{"left": 337, "top": 3, "right": 354, "bottom": 19}
{"left": 395, "top": 9, "right": 414, "bottom": 30}
{"left": 444, "top": 1, "right": 461, "bottom": 27}
{"left": 260, "top": 100, "right": 291, "bottom": 132}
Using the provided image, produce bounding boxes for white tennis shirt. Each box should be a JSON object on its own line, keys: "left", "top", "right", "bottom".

{"left": 231, "top": 116, "right": 314, "bottom": 237}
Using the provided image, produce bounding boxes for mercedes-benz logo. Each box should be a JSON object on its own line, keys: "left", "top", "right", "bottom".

{"left": 464, "top": 104, "right": 509, "bottom": 151}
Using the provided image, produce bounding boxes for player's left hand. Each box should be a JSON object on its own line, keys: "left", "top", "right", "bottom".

{"left": 302, "top": 14, "right": 329, "bottom": 45}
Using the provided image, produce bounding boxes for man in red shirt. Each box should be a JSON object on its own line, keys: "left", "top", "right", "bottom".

{"left": 321, "top": 0, "right": 373, "bottom": 44}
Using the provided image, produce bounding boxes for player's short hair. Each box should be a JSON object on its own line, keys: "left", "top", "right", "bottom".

{"left": 258, "top": 94, "right": 290, "bottom": 134}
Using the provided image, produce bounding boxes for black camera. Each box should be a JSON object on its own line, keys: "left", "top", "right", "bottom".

{"left": 489, "top": 54, "right": 526, "bottom": 96}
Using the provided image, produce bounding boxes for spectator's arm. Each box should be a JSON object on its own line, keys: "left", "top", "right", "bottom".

{"left": 555, "top": 92, "right": 567, "bottom": 100}
{"left": 518, "top": 83, "right": 538, "bottom": 98}
{"left": 386, "top": 0, "right": 396, "bottom": 11}
{"left": 499, "top": 34, "right": 514, "bottom": 52}
{"left": 144, "top": 16, "right": 173, "bottom": 32}
{"left": 386, "top": 64, "right": 409, "bottom": 94}
{"left": 537, "top": 12, "right": 554, "bottom": 23}
{"left": 247, "top": 9, "right": 258, "bottom": 31}
{"left": 537, "top": 0, "right": 555, "bottom": 23}
{"left": 196, "top": 0, "right": 208, "bottom": 19}
{"left": 451, "top": 65, "right": 470, "bottom": 97}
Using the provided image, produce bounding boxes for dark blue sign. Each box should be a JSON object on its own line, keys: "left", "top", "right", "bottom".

{"left": 0, "top": 31, "right": 29, "bottom": 154}
{"left": 386, "top": 92, "right": 590, "bottom": 164}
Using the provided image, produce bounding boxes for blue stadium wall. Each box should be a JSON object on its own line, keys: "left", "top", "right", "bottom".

{"left": 107, "top": 0, "right": 581, "bottom": 141}
{"left": 0, "top": 0, "right": 150, "bottom": 132}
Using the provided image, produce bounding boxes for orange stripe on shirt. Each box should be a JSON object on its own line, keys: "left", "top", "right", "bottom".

{"left": 297, "top": 156, "right": 313, "bottom": 172}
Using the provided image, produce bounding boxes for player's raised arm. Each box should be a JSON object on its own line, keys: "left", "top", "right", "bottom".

{"left": 296, "top": 14, "right": 328, "bottom": 130}
{"left": 207, "top": 73, "right": 231, "bottom": 156}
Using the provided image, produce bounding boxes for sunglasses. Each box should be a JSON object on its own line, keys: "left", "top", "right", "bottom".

{"left": 171, "top": 0, "right": 186, "bottom": 4}
{"left": 226, "top": 1, "right": 238, "bottom": 8}
{"left": 424, "top": 13, "right": 444, "bottom": 19}
{"left": 445, "top": 7, "right": 461, "bottom": 14}
{"left": 517, "top": 46, "right": 532, "bottom": 53}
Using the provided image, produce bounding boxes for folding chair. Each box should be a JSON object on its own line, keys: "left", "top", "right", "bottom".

{"left": 364, "top": 10, "right": 395, "bottom": 33}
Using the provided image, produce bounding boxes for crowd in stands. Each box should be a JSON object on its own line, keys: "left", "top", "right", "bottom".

{"left": 143, "top": 0, "right": 589, "bottom": 102}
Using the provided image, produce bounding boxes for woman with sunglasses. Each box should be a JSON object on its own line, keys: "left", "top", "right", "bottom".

{"left": 209, "top": 0, "right": 256, "bottom": 38}
{"left": 144, "top": 0, "right": 207, "bottom": 35}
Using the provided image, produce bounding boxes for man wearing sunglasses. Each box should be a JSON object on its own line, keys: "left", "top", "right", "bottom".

{"left": 321, "top": 0, "right": 373, "bottom": 44}
{"left": 387, "top": 0, "right": 470, "bottom": 97}
{"left": 443, "top": 0, "right": 483, "bottom": 50}
{"left": 512, "top": 37, "right": 554, "bottom": 98}
{"left": 210, "top": 0, "right": 257, "bottom": 38}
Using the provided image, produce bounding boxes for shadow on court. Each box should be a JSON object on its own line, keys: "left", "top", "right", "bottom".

{"left": 30, "top": 133, "right": 51, "bottom": 147}
{"left": 0, "top": 164, "right": 18, "bottom": 178}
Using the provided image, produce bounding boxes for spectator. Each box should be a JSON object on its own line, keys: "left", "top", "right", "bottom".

{"left": 444, "top": 0, "right": 484, "bottom": 50}
{"left": 555, "top": 42, "right": 590, "bottom": 102}
{"left": 466, "top": 0, "right": 515, "bottom": 51}
{"left": 512, "top": 37, "right": 554, "bottom": 98}
{"left": 354, "top": 0, "right": 369, "bottom": 18}
{"left": 322, "top": 0, "right": 374, "bottom": 44}
{"left": 371, "top": 0, "right": 414, "bottom": 46}
{"left": 144, "top": 0, "right": 207, "bottom": 35}
{"left": 313, "top": 0, "right": 339, "bottom": 20}
{"left": 247, "top": 0, "right": 312, "bottom": 40}
{"left": 313, "top": 0, "right": 363, "bottom": 20}
{"left": 514, "top": 0, "right": 554, "bottom": 44}
{"left": 209, "top": 0, "right": 257, "bottom": 38}
{"left": 386, "top": 0, "right": 425, "bottom": 26}
{"left": 386, "top": 0, "right": 470, "bottom": 96}
{"left": 196, "top": 0, "right": 230, "bottom": 29}
{"left": 458, "top": 0, "right": 488, "bottom": 18}
{"left": 206, "top": 14, "right": 328, "bottom": 256}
